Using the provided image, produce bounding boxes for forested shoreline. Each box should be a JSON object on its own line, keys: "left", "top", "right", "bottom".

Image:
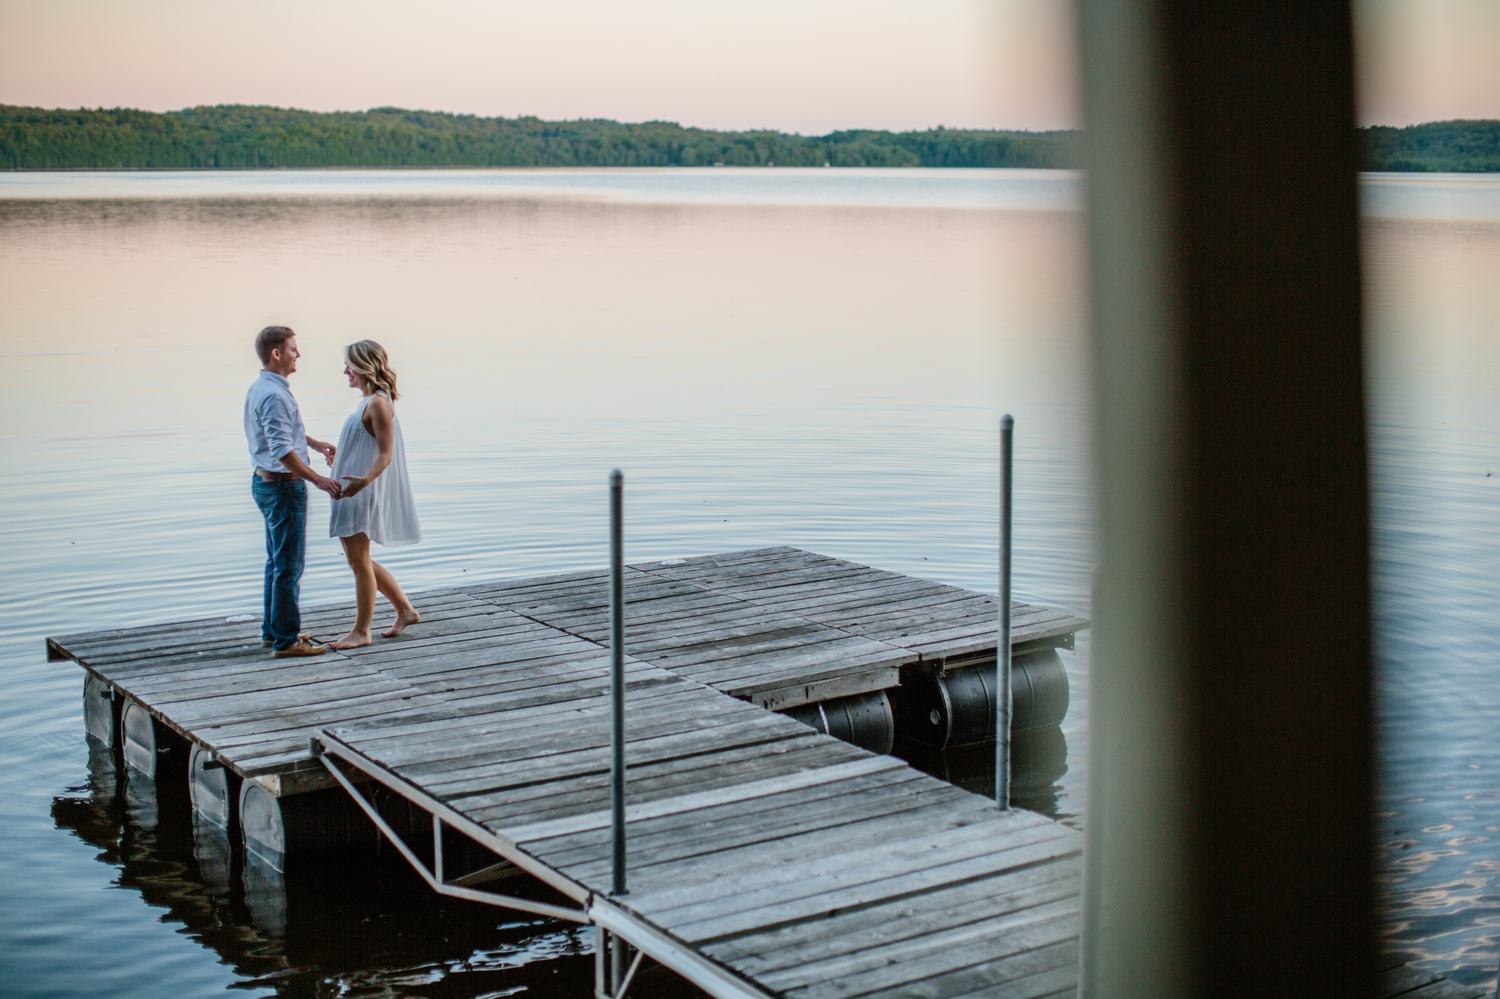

{"left": 2, "top": 105, "right": 1496, "bottom": 171}
{"left": 1361, "top": 120, "right": 1500, "bottom": 172}
{"left": 0, "top": 105, "right": 1075, "bottom": 170}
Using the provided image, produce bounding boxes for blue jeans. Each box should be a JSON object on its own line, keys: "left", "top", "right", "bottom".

{"left": 252, "top": 476, "right": 307, "bottom": 651}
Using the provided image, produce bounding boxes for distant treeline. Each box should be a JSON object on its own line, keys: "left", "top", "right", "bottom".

{"left": 0, "top": 104, "right": 1077, "bottom": 170}
{"left": 1361, "top": 120, "right": 1500, "bottom": 172}
{"left": 4, "top": 105, "right": 1496, "bottom": 173}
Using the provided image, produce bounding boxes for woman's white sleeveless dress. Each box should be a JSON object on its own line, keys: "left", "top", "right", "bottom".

{"left": 328, "top": 392, "right": 420, "bottom": 546}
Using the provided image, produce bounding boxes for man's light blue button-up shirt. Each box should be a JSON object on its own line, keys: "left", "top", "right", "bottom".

{"left": 244, "top": 370, "right": 309, "bottom": 472}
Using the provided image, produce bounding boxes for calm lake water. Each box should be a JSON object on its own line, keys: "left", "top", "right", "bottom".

{"left": 0, "top": 167, "right": 1495, "bottom": 995}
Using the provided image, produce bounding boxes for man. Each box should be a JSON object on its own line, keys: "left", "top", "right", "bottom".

{"left": 244, "top": 325, "right": 342, "bottom": 657}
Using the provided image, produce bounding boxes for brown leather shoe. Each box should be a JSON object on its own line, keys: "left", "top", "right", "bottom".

{"left": 263, "top": 632, "right": 312, "bottom": 648}
{"left": 272, "top": 636, "right": 328, "bottom": 658}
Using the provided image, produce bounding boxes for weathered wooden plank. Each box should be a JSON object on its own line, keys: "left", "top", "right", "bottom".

{"left": 840, "top": 936, "right": 1086, "bottom": 996}
{"left": 632, "top": 805, "right": 1058, "bottom": 920}
{"left": 713, "top": 572, "right": 942, "bottom": 608}
{"left": 386, "top": 684, "right": 776, "bottom": 762}
{"left": 704, "top": 856, "right": 1080, "bottom": 970}
{"left": 658, "top": 826, "right": 1078, "bottom": 945}
{"left": 649, "top": 634, "right": 906, "bottom": 683}
{"left": 681, "top": 656, "right": 900, "bottom": 698}
{"left": 331, "top": 670, "right": 725, "bottom": 748}
{"left": 817, "top": 599, "right": 1061, "bottom": 638}
{"left": 63, "top": 595, "right": 487, "bottom": 664}
{"left": 461, "top": 739, "right": 869, "bottom": 828}
{"left": 758, "top": 899, "right": 1077, "bottom": 993}
{"left": 501, "top": 755, "right": 906, "bottom": 843}
{"left": 560, "top": 784, "right": 975, "bottom": 883}
{"left": 120, "top": 655, "right": 402, "bottom": 703}
{"left": 525, "top": 766, "right": 934, "bottom": 868}
{"left": 748, "top": 667, "right": 901, "bottom": 710}
{"left": 322, "top": 677, "right": 696, "bottom": 758}
{"left": 394, "top": 714, "right": 806, "bottom": 792}
{"left": 631, "top": 547, "right": 808, "bottom": 575}
{"left": 420, "top": 726, "right": 826, "bottom": 807}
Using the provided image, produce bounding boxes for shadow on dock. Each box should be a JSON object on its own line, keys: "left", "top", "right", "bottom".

{"left": 51, "top": 741, "right": 707, "bottom": 998}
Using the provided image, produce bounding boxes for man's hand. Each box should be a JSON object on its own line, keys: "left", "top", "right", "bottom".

{"left": 280, "top": 450, "right": 342, "bottom": 497}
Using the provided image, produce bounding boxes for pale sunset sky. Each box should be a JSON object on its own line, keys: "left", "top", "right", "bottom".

{"left": 0, "top": 0, "right": 1495, "bottom": 132}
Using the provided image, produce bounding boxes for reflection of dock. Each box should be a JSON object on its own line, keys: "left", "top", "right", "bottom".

{"left": 51, "top": 743, "right": 602, "bottom": 994}
{"left": 50, "top": 548, "right": 1094, "bottom": 998}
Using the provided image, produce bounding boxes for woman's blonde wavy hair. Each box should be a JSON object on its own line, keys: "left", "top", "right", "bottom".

{"left": 344, "top": 340, "right": 399, "bottom": 401}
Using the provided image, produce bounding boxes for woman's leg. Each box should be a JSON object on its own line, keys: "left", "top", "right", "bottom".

{"left": 371, "top": 561, "right": 421, "bottom": 637}
{"left": 331, "top": 533, "right": 376, "bottom": 649}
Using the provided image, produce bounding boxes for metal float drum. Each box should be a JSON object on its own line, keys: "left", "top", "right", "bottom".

{"left": 782, "top": 689, "right": 894, "bottom": 753}
{"left": 121, "top": 701, "right": 188, "bottom": 780}
{"left": 188, "top": 743, "right": 240, "bottom": 832}
{"left": 893, "top": 648, "right": 1070, "bottom": 748}
{"left": 82, "top": 674, "right": 119, "bottom": 748}
{"left": 240, "top": 782, "right": 287, "bottom": 867}
{"left": 240, "top": 782, "right": 379, "bottom": 871}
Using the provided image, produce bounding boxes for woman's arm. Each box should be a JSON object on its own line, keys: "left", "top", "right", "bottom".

{"left": 306, "top": 434, "right": 336, "bottom": 466}
{"left": 340, "top": 396, "right": 395, "bottom": 497}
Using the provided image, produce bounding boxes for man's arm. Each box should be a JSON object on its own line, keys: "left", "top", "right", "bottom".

{"left": 255, "top": 394, "right": 341, "bottom": 496}
{"left": 280, "top": 450, "right": 342, "bottom": 497}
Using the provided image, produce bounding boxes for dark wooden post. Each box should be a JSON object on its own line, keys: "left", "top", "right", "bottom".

{"left": 1075, "top": 0, "right": 1374, "bottom": 995}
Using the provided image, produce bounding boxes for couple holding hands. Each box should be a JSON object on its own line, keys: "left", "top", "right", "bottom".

{"left": 244, "top": 325, "right": 420, "bottom": 656}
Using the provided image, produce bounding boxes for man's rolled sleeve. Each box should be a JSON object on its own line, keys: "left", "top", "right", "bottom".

{"left": 256, "top": 394, "right": 298, "bottom": 463}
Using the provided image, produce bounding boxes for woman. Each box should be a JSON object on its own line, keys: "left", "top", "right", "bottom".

{"left": 327, "top": 340, "right": 421, "bottom": 649}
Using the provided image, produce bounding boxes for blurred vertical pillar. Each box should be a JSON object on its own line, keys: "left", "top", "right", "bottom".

{"left": 1075, "top": 0, "right": 1373, "bottom": 996}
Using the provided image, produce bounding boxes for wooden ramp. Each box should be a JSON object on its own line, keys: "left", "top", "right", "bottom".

{"left": 315, "top": 651, "right": 1084, "bottom": 999}
{"left": 48, "top": 548, "right": 1090, "bottom": 999}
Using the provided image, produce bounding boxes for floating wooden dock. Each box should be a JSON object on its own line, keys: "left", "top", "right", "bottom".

{"left": 50, "top": 547, "right": 1093, "bottom": 999}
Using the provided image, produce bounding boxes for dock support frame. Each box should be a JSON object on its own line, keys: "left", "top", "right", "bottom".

{"left": 590, "top": 898, "right": 773, "bottom": 999}
{"left": 311, "top": 735, "right": 589, "bottom": 923}
{"left": 312, "top": 732, "right": 775, "bottom": 999}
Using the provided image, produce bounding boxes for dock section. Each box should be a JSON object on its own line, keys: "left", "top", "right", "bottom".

{"left": 49, "top": 547, "right": 1086, "bottom": 799}
{"left": 48, "top": 548, "right": 1091, "bottom": 999}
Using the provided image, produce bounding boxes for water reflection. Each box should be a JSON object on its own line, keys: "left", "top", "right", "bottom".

{"left": 50, "top": 728, "right": 1074, "bottom": 996}
{"left": 1, "top": 174, "right": 1094, "bottom": 996}
{"left": 1365, "top": 212, "right": 1500, "bottom": 988}
{"left": 50, "top": 742, "right": 712, "bottom": 998}
{"left": 894, "top": 725, "right": 1072, "bottom": 823}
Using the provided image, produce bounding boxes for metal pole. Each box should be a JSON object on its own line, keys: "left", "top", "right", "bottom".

{"left": 611, "top": 934, "right": 627, "bottom": 996}
{"left": 609, "top": 469, "right": 627, "bottom": 897}
{"left": 595, "top": 925, "right": 607, "bottom": 998}
{"left": 996, "top": 415, "right": 1014, "bottom": 809}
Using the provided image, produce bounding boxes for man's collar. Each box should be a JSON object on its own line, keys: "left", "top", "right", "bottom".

{"left": 260, "top": 369, "right": 290, "bottom": 388}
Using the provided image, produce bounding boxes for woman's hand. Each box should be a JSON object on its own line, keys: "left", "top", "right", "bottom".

{"left": 340, "top": 474, "right": 370, "bottom": 497}
{"left": 306, "top": 438, "right": 336, "bottom": 467}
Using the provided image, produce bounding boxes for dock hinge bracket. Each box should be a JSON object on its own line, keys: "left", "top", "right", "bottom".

{"left": 314, "top": 743, "right": 588, "bottom": 924}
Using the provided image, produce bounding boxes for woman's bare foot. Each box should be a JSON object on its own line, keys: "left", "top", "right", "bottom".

{"left": 330, "top": 630, "right": 373, "bottom": 650}
{"left": 382, "top": 607, "right": 421, "bottom": 638}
